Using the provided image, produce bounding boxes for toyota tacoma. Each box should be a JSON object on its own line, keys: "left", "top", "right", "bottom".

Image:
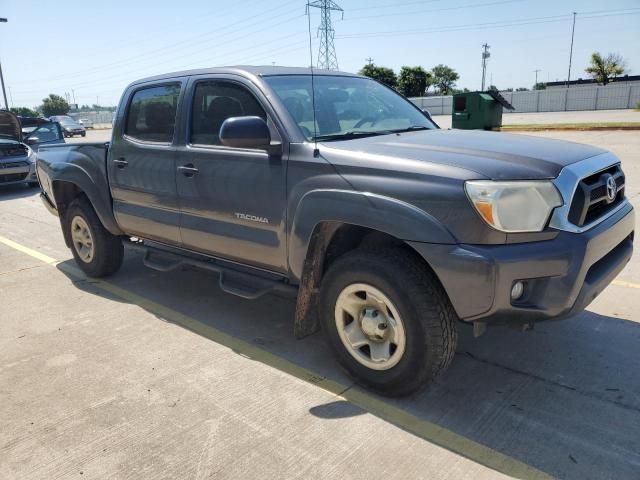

{"left": 35, "top": 67, "right": 634, "bottom": 395}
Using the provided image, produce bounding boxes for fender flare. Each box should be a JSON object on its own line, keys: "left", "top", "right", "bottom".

{"left": 288, "top": 189, "right": 456, "bottom": 281}
{"left": 48, "top": 160, "right": 122, "bottom": 236}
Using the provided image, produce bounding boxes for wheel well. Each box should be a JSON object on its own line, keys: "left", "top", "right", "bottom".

{"left": 52, "top": 180, "right": 85, "bottom": 218}
{"left": 293, "top": 221, "right": 440, "bottom": 339}
{"left": 323, "top": 224, "right": 407, "bottom": 273}
{"left": 52, "top": 181, "right": 87, "bottom": 248}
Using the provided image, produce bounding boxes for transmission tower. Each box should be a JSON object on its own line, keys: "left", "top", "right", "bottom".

{"left": 307, "top": 0, "right": 343, "bottom": 70}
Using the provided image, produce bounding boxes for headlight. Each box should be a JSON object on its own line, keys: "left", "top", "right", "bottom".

{"left": 465, "top": 180, "right": 563, "bottom": 232}
{"left": 25, "top": 145, "right": 36, "bottom": 163}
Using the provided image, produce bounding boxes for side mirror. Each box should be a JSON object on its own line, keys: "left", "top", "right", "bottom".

{"left": 422, "top": 108, "right": 433, "bottom": 121}
{"left": 25, "top": 137, "right": 40, "bottom": 145}
{"left": 219, "top": 116, "right": 271, "bottom": 150}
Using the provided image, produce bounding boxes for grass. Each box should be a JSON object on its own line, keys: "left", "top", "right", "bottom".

{"left": 498, "top": 122, "right": 640, "bottom": 131}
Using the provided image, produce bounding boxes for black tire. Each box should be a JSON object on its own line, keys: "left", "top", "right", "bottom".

{"left": 64, "top": 197, "right": 124, "bottom": 277}
{"left": 81, "top": 132, "right": 86, "bottom": 137}
{"left": 319, "top": 248, "right": 458, "bottom": 396}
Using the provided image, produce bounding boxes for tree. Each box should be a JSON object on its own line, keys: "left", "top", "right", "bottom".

{"left": 585, "top": 52, "right": 627, "bottom": 85}
{"left": 10, "top": 106, "right": 39, "bottom": 117}
{"left": 397, "top": 66, "right": 432, "bottom": 97}
{"left": 40, "top": 94, "right": 70, "bottom": 117}
{"left": 487, "top": 85, "right": 499, "bottom": 92}
{"left": 431, "top": 64, "right": 459, "bottom": 95}
{"left": 533, "top": 82, "right": 546, "bottom": 90}
{"left": 359, "top": 63, "right": 397, "bottom": 88}
{"left": 516, "top": 87, "right": 529, "bottom": 91}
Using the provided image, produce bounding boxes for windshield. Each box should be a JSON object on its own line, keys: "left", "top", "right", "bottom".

{"left": 59, "top": 118, "right": 79, "bottom": 126}
{"left": 265, "top": 75, "right": 436, "bottom": 141}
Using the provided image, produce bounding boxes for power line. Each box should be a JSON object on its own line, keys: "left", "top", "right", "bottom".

{"left": 336, "top": 8, "right": 640, "bottom": 39}
{"left": 343, "top": 0, "right": 525, "bottom": 23}
{"left": 14, "top": 0, "right": 302, "bottom": 86}
{"left": 307, "top": 0, "right": 344, "bottom": 70}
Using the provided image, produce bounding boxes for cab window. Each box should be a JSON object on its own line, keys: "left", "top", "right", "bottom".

{"left": 125, "top": 84, "right": 180, "bottom": 143}
{"left": 190, "top": 81, "right": 266, "bottom": 146}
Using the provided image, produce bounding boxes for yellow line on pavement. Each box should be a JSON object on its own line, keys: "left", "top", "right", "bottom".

{"left": 0, "top": 234, "right": 554, "bottom": 479}
{"left": 0, "top": 235, "right": 58, "bottom": 265}
{"left": 612, "top": 279, "right": 640, "bottom": 289}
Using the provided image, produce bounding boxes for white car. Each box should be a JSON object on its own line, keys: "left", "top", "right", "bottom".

{"left": 78, "top": 118, "right": 94, "bottom": 129}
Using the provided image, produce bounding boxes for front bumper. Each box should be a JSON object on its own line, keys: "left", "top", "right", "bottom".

{"left": 0, "top": 161, "right": 37, "bottom": 185}
{"left": 410, "top": 202, "right": 634, "bottom": 324}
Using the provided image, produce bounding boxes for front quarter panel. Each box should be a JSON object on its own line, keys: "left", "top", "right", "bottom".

{"left": 37, "top": 143, "right": 122, "bottom": 235}
{"left": 289, "top": 188, "right": 457, "bottom": 281}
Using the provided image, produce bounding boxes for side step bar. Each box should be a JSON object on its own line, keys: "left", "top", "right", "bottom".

{"left": 126, "top": 242, "right": 298, "bottom": 300}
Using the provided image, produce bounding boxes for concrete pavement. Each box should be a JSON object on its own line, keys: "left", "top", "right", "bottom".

{"left": 1, "top": 131, "right": 639, "bottom": 479}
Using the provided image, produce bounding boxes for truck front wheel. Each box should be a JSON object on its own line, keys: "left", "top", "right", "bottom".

{"left": 64, "top": 197, "right": 124, "bottom": 278}
{"left": 319, "top": 249, "right": 457, "bottom": 396}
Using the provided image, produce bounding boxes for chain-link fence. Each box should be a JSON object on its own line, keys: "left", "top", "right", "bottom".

{"left": 411, "top": 84, "right": 640, "bottom": 115}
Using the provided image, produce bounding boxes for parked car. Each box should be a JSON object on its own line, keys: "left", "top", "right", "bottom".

{"left": 0, "top": 111, "right": 64, "bottom": 188}
{"left": 78, "top": 118, "right": 94, "bottom": 129}
{"left": 57, "top": 118, "right": 86, "bottom": 138}
{"left": 35, "top": 67, "right": 634, "bottom": 395}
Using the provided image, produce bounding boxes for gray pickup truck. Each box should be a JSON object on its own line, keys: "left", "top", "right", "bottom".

{"left": 36, "top": 66, "right": 634, "bottom": 395}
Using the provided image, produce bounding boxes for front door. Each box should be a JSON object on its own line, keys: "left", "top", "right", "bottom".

{"left": 176, "top": 77, "right": 287, "bottom": 273}
{"left": 108, "top": 82, "right": 183, "bottom": 245}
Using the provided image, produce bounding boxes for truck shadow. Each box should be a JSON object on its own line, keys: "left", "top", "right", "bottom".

{"left": 57, "top": 251, "right": 640, "bottom": 480}
{"left": 0, "top": 184, "right": 40, "bottom": 201}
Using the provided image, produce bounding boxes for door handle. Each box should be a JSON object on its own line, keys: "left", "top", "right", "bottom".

{"left": 113, "top": 158, "right": 128, "bottom": 168}
{"left": 178, "top": 164, "right": 199, "bottom": 176}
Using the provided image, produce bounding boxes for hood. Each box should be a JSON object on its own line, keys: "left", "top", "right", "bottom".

{"left": 322, "top": 129, "right": 607, "bottom": 180}
{"left": 0, "top": 110, "right": 22, "bottom": 143}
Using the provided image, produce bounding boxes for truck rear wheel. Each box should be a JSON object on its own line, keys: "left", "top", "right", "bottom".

{"left": 65, "top": 197, "right": 123, "bottom": 278}
{"left": 319, "top": 248, "right": 457, "bottom": 396}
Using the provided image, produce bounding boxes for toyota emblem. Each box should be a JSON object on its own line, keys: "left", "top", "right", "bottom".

{"left": 606, "top": 176, "right": 617, "bottom": 202}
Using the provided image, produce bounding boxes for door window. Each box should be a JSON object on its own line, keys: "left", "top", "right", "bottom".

{"left": 190, "top": 81, "right": 266, "bottom": 146}
{"left": 125, "top": 84, "right": 181, "bottom": 143}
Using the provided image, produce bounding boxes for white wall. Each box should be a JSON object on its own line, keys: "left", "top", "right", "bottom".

{"left": 411, "top": 84, "right": 640, "bottom": 114}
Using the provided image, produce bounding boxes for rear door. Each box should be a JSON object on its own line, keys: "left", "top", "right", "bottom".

{"left": 175, "top": 75, "right": 288, "bottom": 272}
{"left": 108, "top": 81, "right": 184, "bottom": 245}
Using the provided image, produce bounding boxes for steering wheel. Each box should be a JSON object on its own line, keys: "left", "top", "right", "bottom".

{"left": 353, "top": 114, "right": 380, "bottom": 129}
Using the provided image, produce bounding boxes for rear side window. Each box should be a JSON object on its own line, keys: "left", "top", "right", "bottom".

{"left": 125, "top": 84, "right": 180, "bottom": 143}
{"left": 190, "top": 81, "right": 266, "bottom": 146}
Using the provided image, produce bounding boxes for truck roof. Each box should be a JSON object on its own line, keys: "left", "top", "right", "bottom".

{"left": 128, "top": 66, "right": 360, "bottom": 87}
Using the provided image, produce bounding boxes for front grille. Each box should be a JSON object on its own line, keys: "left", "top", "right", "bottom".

{"left": 0, "top": 172, "right": 28, "bottom": 183}
{"left": 568, "top": 164, "right": 625, "bottom": 227}
{"left": 0, "top": 144, "right": 29, "bottom": 157}
{"left": 0, "top": 161, "right": 29, "bottom": 169}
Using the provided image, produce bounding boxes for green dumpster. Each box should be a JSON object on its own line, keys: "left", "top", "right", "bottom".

{"left": 452, "top": 91, "right": 514, "bottom": 130}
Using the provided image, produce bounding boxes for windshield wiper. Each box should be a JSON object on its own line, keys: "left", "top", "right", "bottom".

{"left": 312, "top": 130, "right": 392, "bottom": 142}
{"left": 390, "top": 125, "right": 431, "bottom": 133}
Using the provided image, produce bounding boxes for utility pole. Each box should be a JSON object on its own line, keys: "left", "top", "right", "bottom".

{"left": 307, "top": 0, "right": 343, "bottom": 70}
{"left": 566, "top": 12, "right": 576, "bottom": 88}
{"left": 366, "top": 57, "right": 374, "bottom": 66}
{"left": 72, "top": 89, "right": 76, "bottom": 105}
{"left": 0, "top": 18, "right": 9, "bottom": 110}
{"left": 533, "top": 69, "right": 541, "bottom": 87}
{"left": 481, "top": 43, "right": 490, "bottom": 91}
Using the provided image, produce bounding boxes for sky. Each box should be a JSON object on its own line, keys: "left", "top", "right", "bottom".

{"left": 1, "top": 0, "right": 639, "bottom": 108}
